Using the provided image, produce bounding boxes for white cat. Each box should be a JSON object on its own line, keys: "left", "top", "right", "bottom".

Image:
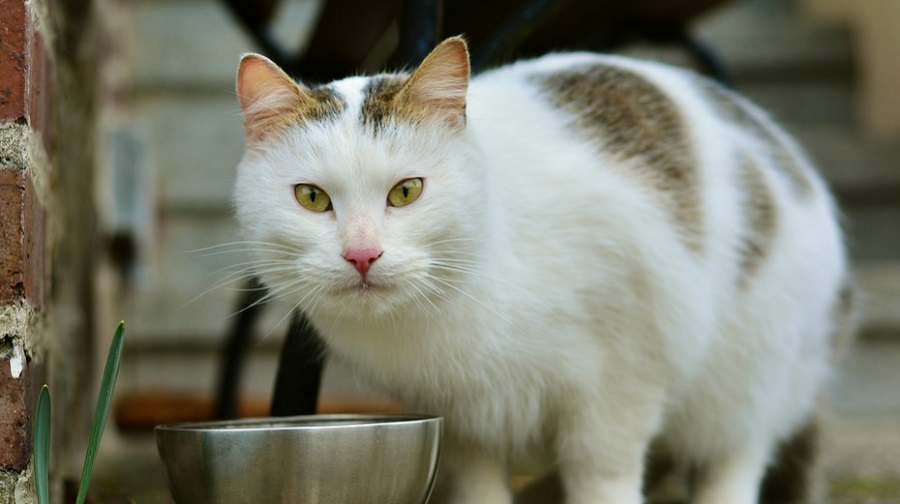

{"left": 232, "top": 37, "right": 853, "bottom": 504}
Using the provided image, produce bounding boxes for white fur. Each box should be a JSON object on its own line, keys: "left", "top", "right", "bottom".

{"left": 234, "top": 53, "right": 847, "bottom": 504}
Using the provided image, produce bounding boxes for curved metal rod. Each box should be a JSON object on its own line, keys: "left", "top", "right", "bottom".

{"left": 216, "top": 277, "right": 327, "bottom": 418}
{"left": 215, "top": 277, "right": 268, "bottom": 419}
{"left": 680, "top": 32, "right": 733, "bottom": 88}
{"left": 270, "top": 312, "right": 327, "bottom": 416}
{"left": 389, "top": 0, "right": 443, "bottom": 70}
{"left": 470, "top": 0, "right": 572, "bottom": 72}
{"left": 220, "top": 0, "right": 294, "bottom": 68}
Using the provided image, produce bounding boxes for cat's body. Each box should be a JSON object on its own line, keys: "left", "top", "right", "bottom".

{"left": 233, "top": 38, "right": 851, "bottom": 504}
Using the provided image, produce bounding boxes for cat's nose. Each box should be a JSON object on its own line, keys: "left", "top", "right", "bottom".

{"left": 344, "top": 248, "right": 383, "bottom": 276}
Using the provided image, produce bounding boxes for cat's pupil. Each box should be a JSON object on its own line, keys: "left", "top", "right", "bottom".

{"left": 402, "top": 186, "right": 409, "bottom": 198}
{"left": 310, "top": 190, "right": 317, "bottom": 202}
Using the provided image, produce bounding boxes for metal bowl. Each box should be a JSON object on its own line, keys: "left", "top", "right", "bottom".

{"left": 155, "top": 414, "right": 442, "bottom": 504}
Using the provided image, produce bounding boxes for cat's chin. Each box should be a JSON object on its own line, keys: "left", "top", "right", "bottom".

{"left": 326, "top": 280, "right": 404, "bottom": 315}
{"left": 318, "top": 277, "right": 444, "bottom": 320}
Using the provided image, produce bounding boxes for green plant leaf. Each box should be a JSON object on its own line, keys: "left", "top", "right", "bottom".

{"left": 76, "top": 321, "right": 126, "bottom": 504}
{"left": 34, "top": 384, "right": 51, "bottom": 504}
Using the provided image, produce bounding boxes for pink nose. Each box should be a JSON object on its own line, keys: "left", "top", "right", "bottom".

{"left": 344, "top": 248, "right": 382, "bottom": 276}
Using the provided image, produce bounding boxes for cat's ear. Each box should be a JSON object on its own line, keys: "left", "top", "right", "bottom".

{"left": 237, "top": 54, "right": 304, "bottom": 142}
{"left": 399, "top": 36, "right": 470, "bottom": 127}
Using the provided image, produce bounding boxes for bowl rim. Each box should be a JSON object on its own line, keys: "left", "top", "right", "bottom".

{"left": 154, "top": 413, "right": 442, "bottom": 434}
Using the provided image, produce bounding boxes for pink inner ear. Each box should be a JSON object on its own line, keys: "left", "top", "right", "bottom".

{"left": 237, "top": 57, "right": 269, "bottom": 111}
{"left": 402, "top": 37, "right": 471, "bottom": 117}
{"left": 236, "top": 55, "right": 301, "bottom": 141}
{"left": 237, "top": 56, "right": 296, "bottom": 110}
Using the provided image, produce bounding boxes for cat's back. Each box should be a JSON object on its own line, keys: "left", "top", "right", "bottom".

{"left": 467, "top": 50, "right": 842, "bottom": 239}
{"left": 466, "top": 51, "right": 698, "bottom": 134}
{"left": 465, "top": 51, "right": 846, "bottom": 327}
{"left": 468, "top": 50, "right": 807, "bottom": 186}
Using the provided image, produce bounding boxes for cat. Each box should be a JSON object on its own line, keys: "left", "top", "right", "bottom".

{"left": 232, "top": 37, "right": 853, "bottom": 504}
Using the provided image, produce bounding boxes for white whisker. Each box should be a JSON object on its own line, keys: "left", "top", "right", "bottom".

{"left": 427, "top": 237, "right": 481, "bottom": 247}
{"left": 204, "top": 259, "right": 297, "bottom": 279}
{"left": 426, "top": 275, "right": 513, "bottom": 325}
{"left": 182, "top": 261, "right": 304, "bottom": 308}
{"left": 256, "top": 282, "right": 328, "bottom": 343}
{"left": 187, "top": 240, "right": 298, "bottom": 255}
{"left": 407, "top": 281, "right": 442, "bottom": 319}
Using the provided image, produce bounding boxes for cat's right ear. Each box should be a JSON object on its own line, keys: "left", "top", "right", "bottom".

{"left": 236, "top": 54, "right": 302, "bottom": 142}
{"left": 399, "top": 36, "right": 470, "bottom": 128}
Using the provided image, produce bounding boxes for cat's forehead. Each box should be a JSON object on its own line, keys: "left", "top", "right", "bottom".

{"left": 273, "top": 76, "right": 425, "bottom": 183}
{"left": 328, "top": 76, "right": 370, "bottom": 117}
{"left": 328, "top": 74, "right": 412, "bottom": 128}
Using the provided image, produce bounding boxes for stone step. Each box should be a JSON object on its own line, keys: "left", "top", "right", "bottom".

{"left": 856, "top": 262, "right": 900, "bottom": 336}
{"left": 792, "top": 126, "right": 900, "bottom": 195}
{"left": 695, "top": 0, "right": 853, "bottom": 77}
{"left": 132, "top": 0, "right": 319, "bottom": 89}
{"left": 131, "top": 94, "right": 244, "bottom": 209}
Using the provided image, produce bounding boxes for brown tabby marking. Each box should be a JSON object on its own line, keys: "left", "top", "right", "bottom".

{"left": 246, "top": 85, "right": 345, "bottom": 141}
{"left": 699, "top": 79, "right": 813, "bottom": 197}
{"left": 299, "top": 86, "right": 346, "bottom": 124}
{"left": 737, "top": 153, "right": 779, "bottom": 287}
{"left": 535, "top": 65, "right": 703, "bottom": 253}
{"left": 360, "top": 75, "right": 415, "bottom": 130}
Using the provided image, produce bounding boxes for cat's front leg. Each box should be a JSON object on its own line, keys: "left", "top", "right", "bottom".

{"left": 557, "top": 446, "right": 645, "bottom": 504}
{"left": 555, "top": 398, "right": 662, "bottom": 504}
{"left": 692, "top": 444, "right": 770, "bottom": 504}
{"left": 430, "top": 443, "right": 514, "bottom": 504}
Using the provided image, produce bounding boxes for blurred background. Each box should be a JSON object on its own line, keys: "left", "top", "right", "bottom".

{"left": 1, "top": 0, "right": 898, "bottom": 502}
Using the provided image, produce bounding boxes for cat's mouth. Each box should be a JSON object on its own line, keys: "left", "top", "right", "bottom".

{"left": 340, "top": 279, "right": 391, "bottom": 295}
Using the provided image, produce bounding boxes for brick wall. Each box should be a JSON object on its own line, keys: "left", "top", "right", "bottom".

{"left": 0, "top": 0, "right": 52, "bottom": 499}
{"left": 0, "top": 0, "right": 101, "bottom": 502}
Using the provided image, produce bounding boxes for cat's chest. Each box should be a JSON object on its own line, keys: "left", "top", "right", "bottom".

{"left": 320, "top": 314, "right": 558, "bottom": 448}
{"left": 322, "top": 314, "right": 503, "bottom": 384}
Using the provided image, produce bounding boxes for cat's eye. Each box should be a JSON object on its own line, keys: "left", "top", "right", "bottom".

{"left": 387, "top": 178, "right": 424, "bottom": 208}
{"left": 294, "top": 184, "right": 332, "bottom": 212}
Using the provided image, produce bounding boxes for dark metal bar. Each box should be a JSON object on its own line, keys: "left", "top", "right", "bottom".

{"left": 219, "top": 0, "right": 293, "bottom": 69}
{"left": 389, "top": 0, "right": 444, "bottom": 70}
{"left": 680, "top": 32, "right": 733, "bottom": 88}
{"left": 215, "top": 277, "right": 268, "bottom": 419}
{"left": 470, "top": 0, "right": 570, "bottom": 72}
{"left": 270, "top": 312, "right": 327, "bottom": 416}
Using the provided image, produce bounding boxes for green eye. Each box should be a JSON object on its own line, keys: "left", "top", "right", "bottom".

{"left": 294, "top": 184, "right": 332, "bottom": 212}
{"left": 387, "top": 178, "right": 424, "bottom": 207}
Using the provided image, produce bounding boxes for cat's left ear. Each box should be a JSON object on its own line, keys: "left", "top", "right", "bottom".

{"left": 399, "top": 36, "right": 470, "bottom": 128}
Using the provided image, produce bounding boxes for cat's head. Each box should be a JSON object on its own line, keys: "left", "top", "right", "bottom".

{"left": 233, "top": 37, "right": 489, "bottom": 320}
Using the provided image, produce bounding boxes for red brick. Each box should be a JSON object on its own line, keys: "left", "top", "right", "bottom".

{"left": 0, "top": 0, "right": 30, "bottom": 124}
{"left": 0, "top": 170, "right": 25, "bottom": 304}
{"left": 0, "top": 357, "right": 30, "bottom": 471}
{"left": 23, "top": 174, "right": 45, "bottom": 305}
{"left": 0, "top": 170, "right": 45, "bottom": 306}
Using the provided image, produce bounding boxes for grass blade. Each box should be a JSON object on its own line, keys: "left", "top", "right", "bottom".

{"left": 34, "top": 384, "right": 51, "bottom": 504}
{"left": 76, "top": 321, "right": 126, "bottom": 504}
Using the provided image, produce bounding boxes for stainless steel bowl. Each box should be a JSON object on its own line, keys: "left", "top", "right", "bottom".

{"left": 155, "top": 414, "right": 442, "bottom": 504}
